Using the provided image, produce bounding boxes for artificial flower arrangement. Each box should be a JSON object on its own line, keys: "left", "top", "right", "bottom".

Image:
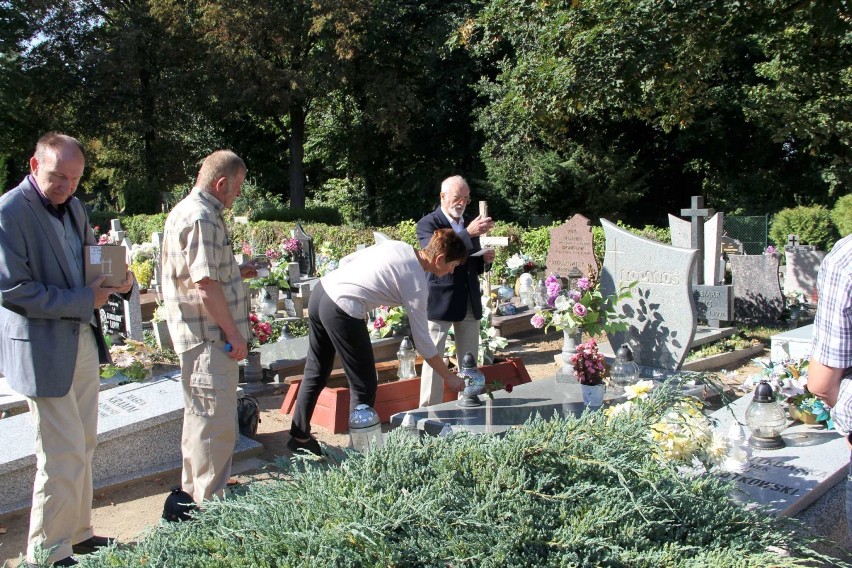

{"left": 503, "top": 252, "right": 544, "bottom": 279}
{"left": 100, "top": 339, "right": 159, "bottom": 383}
{"left": 529, "top": 271, "right": 635, "bottom": 336}
{"left": 746, "top": 357, "right": 833, "bottom": 428}
{"left": 247, "top": 262, "right": 291, "bottom": 290}
{"left": 249, "top": 312, "right": 288, "bottom": 350}
{"left": 571, "top": 338, "right": 607, "bottom": 385}
{"left": 371, "top": 306, "right": 409, "bottom": 338}
{"left": 129, "top": 242, "right": 158, "bottom": 290}
{"left": 606, "top": 380, "right": 728, "bottom": 472}
{"left": 315, "top": 241, "right": 341, "bottom": 276}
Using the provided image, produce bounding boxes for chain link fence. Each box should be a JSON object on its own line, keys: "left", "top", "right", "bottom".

{"left": 724, "top": 214, "right": 770, "bottom": 254}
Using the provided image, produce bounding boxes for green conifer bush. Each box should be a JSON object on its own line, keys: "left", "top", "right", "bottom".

{"left": 86, "top": 384, "right": 844, "bottom": 567}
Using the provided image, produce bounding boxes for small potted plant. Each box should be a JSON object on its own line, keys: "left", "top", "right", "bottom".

{"left": 571, "top": 338, "right": 607, "bottom": 409}
{"left": 129, "top": 243, "right": 158, "bottom": 292}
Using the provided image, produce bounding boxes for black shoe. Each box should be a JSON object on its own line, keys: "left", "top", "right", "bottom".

{"left": 27, "top": 557, "right": 78, "bottom": 567}
{"left": 287, "top": 435, "right": 323, "bottom": 456}
{"left": 72, "top": 535, "right": 113, "bottom": 554}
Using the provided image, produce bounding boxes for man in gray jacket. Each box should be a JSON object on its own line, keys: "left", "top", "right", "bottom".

{"left": 0, "top": 133, "right": 133, "bottom": 566}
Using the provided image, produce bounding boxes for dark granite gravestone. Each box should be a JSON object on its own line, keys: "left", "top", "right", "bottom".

{"left": 692, "top": 285, "right": 733, "bottom": 327}
{"left": 292, "top": 223, "right": 315, "bottom": 276}
{"left": 730, "top": 254, "right": 784, "bottom": 324}
{"left": 721, "top": 235, "right": 744, "bottom": 257}
{"left": 598, "top": 219, "right": 698, "bottom": 370}
{"left": 545, "top": 214, "right": 598, "bottom": 278}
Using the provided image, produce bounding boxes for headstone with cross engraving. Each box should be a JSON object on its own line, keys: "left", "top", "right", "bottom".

{"left": 783, "top": 234, "right": 825, "bottom": 298}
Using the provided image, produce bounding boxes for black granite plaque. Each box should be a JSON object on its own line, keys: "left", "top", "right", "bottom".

{"left": 693, "top": 285, "right": 733, "bottom": 326}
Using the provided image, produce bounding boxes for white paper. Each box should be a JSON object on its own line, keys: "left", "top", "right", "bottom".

{"left": 470, "top": 249, "right": 490, "bottom": 257}
{"left": 90, "top": 246, "right": 102, "bottom": 264}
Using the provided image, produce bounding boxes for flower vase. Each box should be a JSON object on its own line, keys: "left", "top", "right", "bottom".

{"left": 581, "top": 383, "right": 605, "bottom": 410}
{"left": 561, "top": 327, "right": 583, "bottom": 365}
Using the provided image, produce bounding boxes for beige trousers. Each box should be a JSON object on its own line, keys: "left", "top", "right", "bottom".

{"left": 26, "top": 325, "right": 99, "bottom": 564}
{"left": 179, "top": 341, "right": 238, "bottom": 504}
{"left": 419, "top": 302, "right": 480, "bottom": 407}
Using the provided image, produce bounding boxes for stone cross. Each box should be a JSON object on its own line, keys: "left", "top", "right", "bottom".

{"left": 680, "top": 196, "right": 715, "bottom": 285}
{"left": 787, "top": 234, "right": 800, "bottom": 247}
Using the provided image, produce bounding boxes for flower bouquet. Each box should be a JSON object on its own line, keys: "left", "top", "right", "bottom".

{"left": 746, "top": 357, "right": 833, "bottom": 428}
{"left": 529, "top": 272, "right": 634, "bottom": 336}
{"left": 100, "top": 339, "right": 158, "bottom": 383}
{"left": 249, "top": 312, "right": 287, "bottom": 350}
{"left": 315, "top": 241, "right": 340, "bottom": 276}
{"left": 570, "top": 338, "right": 607, "bottom": 386}
{"left": 129, "top": 243, "right": 158, "bottom": 290}
{"left": 503, "top": 253, "right": 543, "bottom": 280}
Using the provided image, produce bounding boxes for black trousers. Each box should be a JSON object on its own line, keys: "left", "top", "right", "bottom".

{"left": 290, "top": 282, "right": 377, "bottom": 438}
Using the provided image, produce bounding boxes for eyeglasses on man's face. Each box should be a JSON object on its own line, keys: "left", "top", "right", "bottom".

{"left": 443, "top": 193, "right": 471, "bottom": 205}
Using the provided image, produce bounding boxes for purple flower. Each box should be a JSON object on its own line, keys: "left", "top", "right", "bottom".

{"left": 570, "top": 290, "right": 581, "bottom": 302}
{"left": 530, "top": 314, "right": 545, "bottom": 328}
{"left": 573, "top": 303, "right": 587, "bottom": 317}
{"left": 577, "top": 278, "right": 591, "bottom": 290}
{"left": 545, "top": 275, "right": 560, "bottom": 287}
{"left": 764, "top": 245, "right": 777, "bottom": 255}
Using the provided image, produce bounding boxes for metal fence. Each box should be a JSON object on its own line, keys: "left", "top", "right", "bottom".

{"left": 724, "top": 214, "right": 769, "bottom": 255}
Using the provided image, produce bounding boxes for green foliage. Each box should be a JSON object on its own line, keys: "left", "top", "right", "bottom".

{"left": 769, "top": 206, "right": 839, "bottom": 252}
{"left": 231, "top": 180, "right": 286, "bottom": 220}
{"left": 122, "top": 213, "right": 168, "bottom": 245}
{"left": 832, "top": 194, "right": 852, "bottom": 237}
{"left": 310, "top": 177, "right": 369, "bottom": 227}
{"left": 253, "top": 205, "right": 343, "bottom": 225}
{"left": 88, "top": 383, "right": 842, "bottom": 567}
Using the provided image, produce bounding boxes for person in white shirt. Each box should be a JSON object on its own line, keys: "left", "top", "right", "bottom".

{"left": 287, "top": 229, "right": 467, "bottom": 455}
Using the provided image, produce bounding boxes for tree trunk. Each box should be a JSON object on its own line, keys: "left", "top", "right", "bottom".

{"left": 288, "top": 103, "right": 306, "bottom": 209}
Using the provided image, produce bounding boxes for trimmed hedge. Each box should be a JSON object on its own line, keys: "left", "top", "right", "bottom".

{"left": 769, "top": 205, "right": 838, "bottom": 252}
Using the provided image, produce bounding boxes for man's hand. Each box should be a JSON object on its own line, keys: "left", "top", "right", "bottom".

{"left": 225, "top": 332, "right": 249, "bottom": 360}
{"left": 466, "top": 214, "right": 494, "bottom": 237}
{"left": 89, "top": 275, "right": 114, "bottom": 308}
{"left": 482, "top": 248, "right": 496, "bottom": 263}
{"left": 447, "top": 374, "right": 466, "bottom": 392}
{"left": 115, "top": 270, "right": 134, "bottom": 294}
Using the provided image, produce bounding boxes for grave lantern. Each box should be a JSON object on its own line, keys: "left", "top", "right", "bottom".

{"left": 497, "top": 279, "right": 514, "bottom": 302}
{"left": 456, "top": 351, "right": 486, "bottom": 407}
{"left": 566, "top": 266, "right": 584, "bottom": 291}
{"left": 534, "top": 278, "right": 549, "bottom": 308}
{"left": 745, "top": 381, "right": 786, "bottom": 449}
{"left": 610, "top": 344, "right": 640, "bottom": 389}
{"left": 518, "top": 273, "right": 535, "bottom": 307}
{"left": 349, "top": 404, "right": 383, "bottom": 453}
{"left": 400, "top": 412, "right": 420, "bottom": 440}
{"left": 396, "top": 336, "right": 417, "bottom": 380}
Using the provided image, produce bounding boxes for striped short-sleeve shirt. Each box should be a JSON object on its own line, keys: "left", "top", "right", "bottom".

{"left": 161, "top": 187, "right": 249, "bottom": 354}
{"left": 811, "top": 235, "right": 852, "bottom": 430}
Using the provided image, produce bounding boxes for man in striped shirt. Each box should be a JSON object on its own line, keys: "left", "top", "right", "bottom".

{"left": 161, "top": 150, "right": 256, "bottom": 504}
{"left": 807, "top": 233, "right": 852, "bottom": 537}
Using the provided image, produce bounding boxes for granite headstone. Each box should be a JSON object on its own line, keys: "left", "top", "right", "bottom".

{"left": 292, "top": 223, "right": 315, "bottom": 276}
{"left": 783, "top": 245, "right": 824, "bottom": 297}
{"left": 599, "top": 219, "right": 698, "bottom": 370}
{"left": 731, "top": 254, "right": 784, "bottom": 324}
{"left": 669, "top": 211, "right": 724, "bottom": 285}
{"left": 545, "top": 214, "right": 598, "bottom": 278}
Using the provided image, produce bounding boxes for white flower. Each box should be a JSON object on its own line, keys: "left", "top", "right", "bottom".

{"left": 554, "top": 295, "right": 572, "bottom": 312}
{"left": 624, "top": 380, "right": 654, "bottom": 400}
{"left": 506, "top": 254, "right": 526, "bottom": 270}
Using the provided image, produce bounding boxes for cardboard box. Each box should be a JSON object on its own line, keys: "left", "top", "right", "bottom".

{"left": 84, "top": 245, "right": 127, "bottom": 287}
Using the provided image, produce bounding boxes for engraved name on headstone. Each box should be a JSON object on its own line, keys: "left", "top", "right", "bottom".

{"left": 692, "top": 285, "right": 733, "bottom": 327}
{"left": 545, "top": 214, "right": 598, "bottom": 279}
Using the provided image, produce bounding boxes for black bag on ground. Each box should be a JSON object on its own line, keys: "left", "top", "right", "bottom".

{"left": 162, "top": 487, "right": 197, "bottom": 522}
{"left": 237, "top": 393, "right": 261, "bottom": 438}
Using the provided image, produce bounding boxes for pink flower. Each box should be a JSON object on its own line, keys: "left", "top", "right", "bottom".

{"left": 373, "top": 316, "right": 386, "bottom": 329}
{"left": 577, "top": 278, "right": 591, "bottom": 290}
{"left": 573, "top": 303, "right": 587, "bottom": 317}
{"left": 98, "top": 234, "right": 109, "bottom": 245}
{"left": 530, "top": 314, "right": 545, "bottom": 328}
{"left": 242, "top": 242, "right": 253, "bottom": 255}
{"left": 570, "top": 290, "right": 581, "bottom": 301}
